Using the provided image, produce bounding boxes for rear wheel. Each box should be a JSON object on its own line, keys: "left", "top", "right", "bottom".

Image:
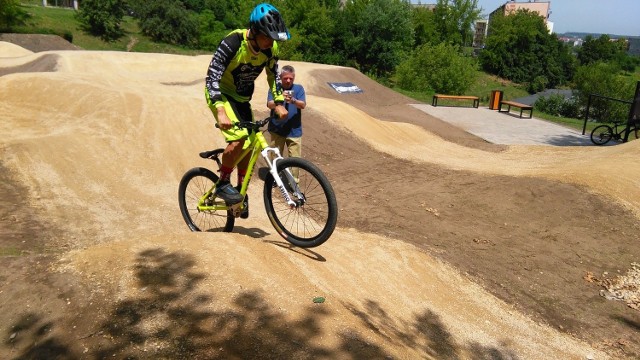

{"left": 263, "top": 157, "right": 337, "bottom": 248}
{"left": 590, "top": 125, "right": 613, "bottom": 145}
{"left": 178, "top": 167, "right": 234, "bottom": 232}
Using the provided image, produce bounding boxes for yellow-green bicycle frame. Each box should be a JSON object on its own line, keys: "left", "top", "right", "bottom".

{"left": 197, "top": 123, "right": 298, "bottom": 214}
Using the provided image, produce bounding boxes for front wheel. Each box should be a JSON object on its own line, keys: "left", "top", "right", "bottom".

{"left": 178, "top": 167, "right": 234, "bottom": 232}
{"left": 590, "top": 125, "right": 613, "bottom": 145}
{"left": 263, "top": 157, "right": 338, "bottom": 248}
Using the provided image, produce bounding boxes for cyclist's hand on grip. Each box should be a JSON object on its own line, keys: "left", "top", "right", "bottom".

{"left": 274, "top": 104, "right": 288, "bottom": 121}
{"left": 216, "top": 107, "right": 233, "bottom": 130}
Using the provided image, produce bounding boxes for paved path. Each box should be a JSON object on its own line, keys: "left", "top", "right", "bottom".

{"left": 411, "top": 104, "right": 594, "bottom": 146}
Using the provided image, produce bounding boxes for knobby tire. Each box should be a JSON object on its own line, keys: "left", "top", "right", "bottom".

{"left": 263, "top": 157, "right": 338, "bottom": 248}
{"left": 590, "top": 125, "right": 613, "bottom": 145}
{"left": 178, "top": 167, "right": 235, "bottom": 232}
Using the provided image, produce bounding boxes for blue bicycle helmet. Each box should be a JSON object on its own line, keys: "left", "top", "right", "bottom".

{"left": 249, "top": 3, "right": 290, "bottom": 41}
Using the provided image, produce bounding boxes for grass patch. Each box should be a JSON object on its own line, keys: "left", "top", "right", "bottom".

{"left": 13, "top": 4, "right": 208, "bottom": 55}
{"left": 0, "top": 247, "right": 23, "bottom": 257}
{"left": 534, "top": 111, "right": 596, "bottom": 133}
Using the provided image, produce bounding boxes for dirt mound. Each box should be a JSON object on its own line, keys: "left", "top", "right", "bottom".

{"left": 0, "top": 51, "right": 59, "bottom": 76}
{"left": 0, "top": 33, "right": 80, "bottom": 52}
{"left": 1, "top": 43, "right": 639, "bottom": 359}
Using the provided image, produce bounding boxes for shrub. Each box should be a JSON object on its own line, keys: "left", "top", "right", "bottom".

{"left": 527, "top": 76, "right": 548, "bottom": 94}
{"left": 75, "top": 0, "right": 127, "bottom": 41}
{"left": 0, "top": 0, "right": 29, "bottom": 31}
{"left": 396, "top": 42, "right": 477, "bottom": 94}
{"left": 573, "top": 62, "right": 635, "bottom": 122}
{"left": 534, "top": 94, "right": 580, "bottom": 118}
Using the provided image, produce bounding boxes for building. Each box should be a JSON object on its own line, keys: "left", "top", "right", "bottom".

{"left": 410, "top": 2, "right": 437, "bottom": 11}
{"left": 473, "top": 19, "right": 488, "bottom": 48}
{"left": 490, "top": 0, "right": 551, "bottom": 20}
{"left": 42, "top": 0, "right": 78, "bottom": 9}
{"left": 488, "top": 1, "right": 553, "bottom": 34}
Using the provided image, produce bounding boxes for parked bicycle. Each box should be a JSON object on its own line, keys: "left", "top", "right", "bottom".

{"left": 178, "top": 117, "right": 338, "bottom": 248}
{"left": 590, "top": 121, "right": 639, "bottom": 145}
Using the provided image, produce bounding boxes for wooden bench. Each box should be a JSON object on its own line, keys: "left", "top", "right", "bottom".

{"left": 498, "top": 100, "right": 533, "bottom": 118}
{"left": 432, "top": 94, "right": 479, "bottom": 108}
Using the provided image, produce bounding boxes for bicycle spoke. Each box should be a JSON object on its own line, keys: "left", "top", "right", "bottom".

{"left": 179, "top": 167, "right": 234, "bottom": 232}
{"left": 264, "top": 157, "right": 337, "bottom": 247}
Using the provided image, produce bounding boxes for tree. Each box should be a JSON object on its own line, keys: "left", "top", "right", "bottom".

{"left": 278, "top": 0, "right": 343, "bottom": 64}
{"left": 433, "top": 0, "right": 480, "bottom": 46}
{"left": 340, "top": 0, "right": 414, "bottom": 77}
{"left": 411, "top": 5, "right": 438, "bottom": 47}
{"left": 479, "top": 10, "right": 574, "bottom": 92}
{"left": 0, "top": 0, "right": 29, "bottom": 32}
{"left": 75, "top": 0, "right": 127, "bottom": 41}
{"left": 396, "top": 42, "right": 477, "bottom": 94}
{"left": 577, "top": 34, "right": 626, "bottom": 65}
{"left": 573, "top": 62, "right": 635, "bottom": 123}
{"left": 130, "top": 0, "right": 199, "bottom": 46}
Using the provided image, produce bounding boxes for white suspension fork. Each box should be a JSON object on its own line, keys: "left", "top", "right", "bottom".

{"left": 261, "top": 147, "right": 297, "bottom": 207}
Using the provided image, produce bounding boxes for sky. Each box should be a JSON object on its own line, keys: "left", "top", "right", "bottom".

{"left": 413, "top": 0, "right": 640, "bottom": 36}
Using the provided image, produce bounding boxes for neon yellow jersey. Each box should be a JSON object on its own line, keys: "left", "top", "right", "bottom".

{"left": 205, "top": 29, "right": 284, "bottom": 108}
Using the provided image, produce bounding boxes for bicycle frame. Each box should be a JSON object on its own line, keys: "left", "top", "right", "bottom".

{"left": 196, "top": 123, "right": 299, "bottom": 214}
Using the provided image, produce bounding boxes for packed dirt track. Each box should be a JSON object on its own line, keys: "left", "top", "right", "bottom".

{"left": 1, "top": 38, "right": 639, "bottom": 359}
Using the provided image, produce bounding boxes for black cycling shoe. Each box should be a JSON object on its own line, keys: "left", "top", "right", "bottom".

{"left": 236, "top": 185, "right": 249, "bottom": 219}
{"left": 215, "top": 182, "right": 243, "bottom": 205}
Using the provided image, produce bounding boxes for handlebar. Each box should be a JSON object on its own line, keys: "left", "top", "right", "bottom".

{"left": 214, "top": 117, "right": 273, "bottom": 131}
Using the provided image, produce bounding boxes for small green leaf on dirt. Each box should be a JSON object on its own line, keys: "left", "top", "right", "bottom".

{"left": 313, "top": 297, "right": 325, "bottom": 303}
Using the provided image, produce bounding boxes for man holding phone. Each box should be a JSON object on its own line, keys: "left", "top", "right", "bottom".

{"left": 266, "top": 65, "right": 306, "bottom": 160}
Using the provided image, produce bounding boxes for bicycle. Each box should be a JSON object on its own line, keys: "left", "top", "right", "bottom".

{"left": 590, "top": 121, "right": 639, "bottom": 145}
{"left": 178, "top": 117, "right": 338, "bottom": 248}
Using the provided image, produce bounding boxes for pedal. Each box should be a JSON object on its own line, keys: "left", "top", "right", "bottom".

{"left": 229, "top": 202, "right": 242, "bottom": 218}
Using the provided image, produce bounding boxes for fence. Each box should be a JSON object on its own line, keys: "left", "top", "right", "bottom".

{"left": 581, "top": 93, "right": 633, "bottom": 135}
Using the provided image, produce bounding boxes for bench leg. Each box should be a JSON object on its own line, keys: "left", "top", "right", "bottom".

{"left": 432, "top": 97, "right": 437, "bottom": 107}
{"left": 473, "top": 99, "right": 479, "bottom": 108}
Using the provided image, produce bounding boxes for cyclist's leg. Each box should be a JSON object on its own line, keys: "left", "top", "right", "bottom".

{"left": 207, "top": 97, "right": 249, "bottom": 204}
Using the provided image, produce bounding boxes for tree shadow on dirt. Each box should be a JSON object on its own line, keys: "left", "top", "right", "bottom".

{"left": 6, "top": 248, "right": 517, "bottom": 359}
{"left": 4, "top": 313, "right": 71, "bottom": 360}
{"left": 90, "top": 248, "right": 520, "bottom": 358}
{"left": 613, "top": 314, "right": 640, "bottom": 331}
{"left": 91, "top": 247, "right": 384, "bottom": 359}
{"left": 345, "top": 300, "right": 520, "bottom": 360}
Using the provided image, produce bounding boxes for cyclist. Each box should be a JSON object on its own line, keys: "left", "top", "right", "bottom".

{"left": 204, "top": 3, "right": 290, "bottom": 216}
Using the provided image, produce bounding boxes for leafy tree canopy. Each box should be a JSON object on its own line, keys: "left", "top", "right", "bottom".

{"left": 396, "top": 42, "right": 477, "bottom": 94}
{"left": 76, "top": 0, "right": 127, "bottom": 41}
{"left": 129, "top": 0, "right": 199, "bottom": 46}
{"left": 0, "top": 0, "right": 29, "bottom": 32}
{"left": 479, "top": 10, "right": 575, "bottom": 92}
{"left": 341, "top": 0, "right": 415, "bottom": 77}
{"left": 433, "top": 0, "right": 481, "bottom": 47}
{"left": 577, "top": 34, "right": 626, "bottom": 66}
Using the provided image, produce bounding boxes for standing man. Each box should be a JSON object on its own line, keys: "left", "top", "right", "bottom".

{"left": 267, "top": 65, "right": 306, "bottom": 159}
